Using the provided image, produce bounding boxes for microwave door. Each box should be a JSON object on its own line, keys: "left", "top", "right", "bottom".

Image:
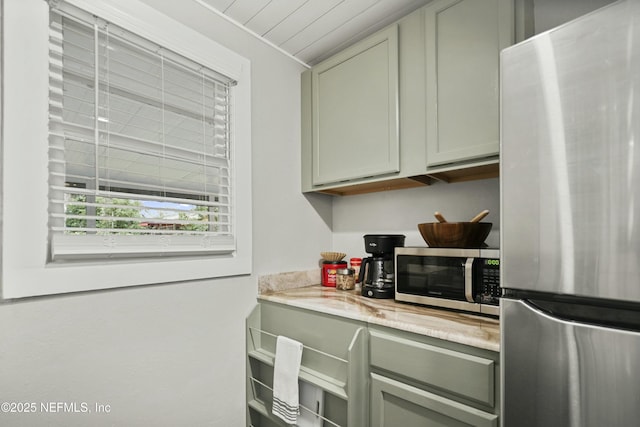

{"left": 396, "top": 255, "right": 470, "bottom": 301}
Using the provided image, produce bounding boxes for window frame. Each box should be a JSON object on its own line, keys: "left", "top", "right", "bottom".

{"left": 1, "top": 0, "right": 252, "bottom": 299}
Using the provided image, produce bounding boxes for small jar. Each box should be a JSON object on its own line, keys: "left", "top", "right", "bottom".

{"left": 335, "top": 268, "right": 356, "bottom": 290}
{"left": 350, "top": 258, "right": 362, "bottom": 283}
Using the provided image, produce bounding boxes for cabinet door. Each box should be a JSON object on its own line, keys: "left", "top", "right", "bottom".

{"left": 311, "top": 26, "right": 399, "bottom": 186}
{"left": 370, "top": 373, "right": 498, "bottom": 427}
{"left": 426, "top": 0, "right": 513, "bottom": 166}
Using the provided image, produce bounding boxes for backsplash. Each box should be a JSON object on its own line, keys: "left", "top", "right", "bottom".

{"left": 258, "top": 269, "right": 320, "bottom": 294}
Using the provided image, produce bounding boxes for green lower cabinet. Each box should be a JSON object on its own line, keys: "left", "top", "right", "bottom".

{"left": 246, "top": 303, "right": 368, "bottom": 427}
{"left": 246, "top": 303, "right": 499, "bottom": 427}
{"left": 368, "top": 327, "right": 500, "bottom": 427}
{"left": 371, "top": 373, "right": 498, "bottom": 427}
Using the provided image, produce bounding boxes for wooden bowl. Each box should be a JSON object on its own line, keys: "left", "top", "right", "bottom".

{"left": 418, "top": 222, "right": 492, "bottom": 248}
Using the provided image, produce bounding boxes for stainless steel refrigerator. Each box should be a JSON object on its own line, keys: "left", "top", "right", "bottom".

{"left": 500, "top": 1, "right": 640, "bottom": 426}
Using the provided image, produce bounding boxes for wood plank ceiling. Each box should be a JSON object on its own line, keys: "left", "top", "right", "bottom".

{"left": 198, "top": 0, "right": 431, "bottom": 66}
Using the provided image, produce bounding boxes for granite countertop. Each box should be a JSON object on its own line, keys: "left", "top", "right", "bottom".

{"left": 258, "top": 284, "right": 500, "bottom": 352}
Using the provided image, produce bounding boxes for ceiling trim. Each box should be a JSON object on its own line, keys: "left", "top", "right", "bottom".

{"left": 193, "top": 0, "right": 312, "bottom": 69}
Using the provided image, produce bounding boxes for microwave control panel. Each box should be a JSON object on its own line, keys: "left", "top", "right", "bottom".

{"left": 476, "top": 258, "right": 501, "bottom": 305}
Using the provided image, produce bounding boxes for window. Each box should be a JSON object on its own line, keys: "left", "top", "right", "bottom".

{"left": 2, "top": 0, "right": 252, "bottom": 298}
{"left": 49, "top": 3, "right": 235, "bottom": 259}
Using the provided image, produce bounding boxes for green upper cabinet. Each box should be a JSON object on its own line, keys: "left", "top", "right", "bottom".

{"left": 301, "top": 0, "right": 530, "bottom": 195}
{"left": 302, "top": 10, "right": 429, "bottom": 195}
{"left": 309, "top": 26, "right": 400, "bottom": 187}
{"left": 425, "top": 0, "right": 514, "bottom": 167}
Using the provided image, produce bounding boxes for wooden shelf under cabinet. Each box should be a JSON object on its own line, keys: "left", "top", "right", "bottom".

{"left": 427, "top": 162, "right": 499, "bottom": 184}
{"left": 315, "top": 162, "right": 499, "bottom": 196}
{"left": 316, "top": 176, "right": 432, "bottom": 196}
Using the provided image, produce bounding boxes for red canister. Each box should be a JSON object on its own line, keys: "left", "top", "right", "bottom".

{"left": 322, "top": 261, "right": 347, "bottom": 287}
{"left": 350, "top": 258, "right": 362, "bottom": 283}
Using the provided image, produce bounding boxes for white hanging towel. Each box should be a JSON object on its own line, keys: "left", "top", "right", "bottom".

{"left": 272, "top": 335, "right": 304, "bottom": 425}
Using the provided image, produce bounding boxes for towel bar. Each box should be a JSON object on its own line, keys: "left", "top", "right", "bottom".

{"left": 249, "top": 376, "right": 341, "bottom": 427}
{"left": 248, "top": 327, "right": 348, "bottom": 365}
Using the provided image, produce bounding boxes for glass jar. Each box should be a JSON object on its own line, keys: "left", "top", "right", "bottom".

{"left": 335, "top": 268, "right": 356, "bottom": 290}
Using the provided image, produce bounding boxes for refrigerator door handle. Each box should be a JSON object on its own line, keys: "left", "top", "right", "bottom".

{"left": 464, "top": 257, "right": 474, "bottom": 303}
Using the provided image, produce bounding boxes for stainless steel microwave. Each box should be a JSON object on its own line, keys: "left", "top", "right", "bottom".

{"left": 395, "top": 247, "right": 501, "bottom": 316}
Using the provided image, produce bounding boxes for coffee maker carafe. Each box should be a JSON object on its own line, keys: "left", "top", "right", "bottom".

{"left": 359, "top": 234, "right": 405, "bottom": 299}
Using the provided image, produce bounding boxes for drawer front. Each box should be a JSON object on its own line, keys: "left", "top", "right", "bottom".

{"left": 369, "top": 330, "right": 495, "bottom": 407}
{"left": 370, "top": 373, "right": 498, "bottom": 427}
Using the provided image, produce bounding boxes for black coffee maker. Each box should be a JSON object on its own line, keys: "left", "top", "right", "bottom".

{"left": 359, "top": 234, "right": 406, "bottom": 299}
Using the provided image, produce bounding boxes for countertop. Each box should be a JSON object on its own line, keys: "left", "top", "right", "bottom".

{"left": 258, "top": 285, "right": 500, "bottom": 352}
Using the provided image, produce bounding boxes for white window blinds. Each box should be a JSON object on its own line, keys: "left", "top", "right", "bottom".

{"left": 48, "top": 3, "right": 237, "bottom": 259}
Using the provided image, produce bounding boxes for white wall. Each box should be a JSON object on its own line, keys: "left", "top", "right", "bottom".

{"left": 0, "top": 1, "right": 331, "bottom": 426}
{"left": 533, "top": 0, "right": 617, "bottom": 33}
{"left": 332, "top": 179, "right": 501, "bottom": 259}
